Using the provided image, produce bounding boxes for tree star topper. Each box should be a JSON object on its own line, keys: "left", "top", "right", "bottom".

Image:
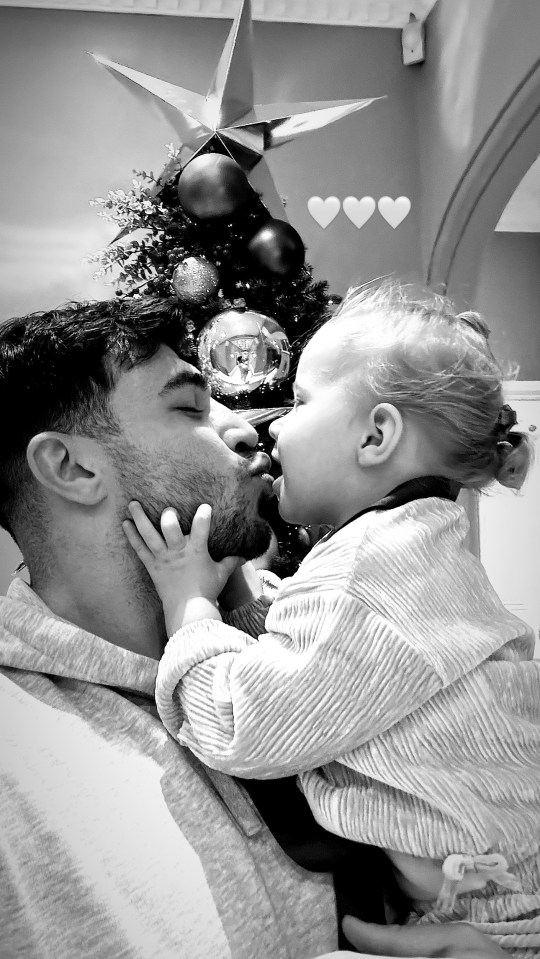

{"left": 90, "top": 0, "right": 381, "bottom": 219}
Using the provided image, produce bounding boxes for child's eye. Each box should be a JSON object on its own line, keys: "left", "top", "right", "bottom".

{"left": 293, "top": 398, "right": 304, "bottom": 410}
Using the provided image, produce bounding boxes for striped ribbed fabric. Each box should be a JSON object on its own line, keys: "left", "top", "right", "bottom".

{"left": 155, "top": 497, "right": 540, "bottom": 954}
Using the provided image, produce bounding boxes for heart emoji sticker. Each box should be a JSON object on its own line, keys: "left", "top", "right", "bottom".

{"left": 342, "top": 196, "right": 376, "bottom": 229}
{"left": 377, "top": 196, "right": 411, "bottom": 229}
{"left": 307, "top": 196, "right": 340, "bottom": 228}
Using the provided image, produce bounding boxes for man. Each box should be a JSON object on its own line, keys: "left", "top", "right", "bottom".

{"left": 0, "top": 297, "right": 505, "bottom": 958}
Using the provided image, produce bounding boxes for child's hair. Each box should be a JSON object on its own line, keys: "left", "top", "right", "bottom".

{"left": 331, "top": 281, "right": 531, "bottom": 491}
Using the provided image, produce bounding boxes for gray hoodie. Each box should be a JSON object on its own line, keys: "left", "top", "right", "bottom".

{"left": 0, "top": 577, "right": 337, "bottom": 959}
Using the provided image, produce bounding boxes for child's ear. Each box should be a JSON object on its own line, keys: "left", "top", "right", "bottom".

{"left": 357, "top": 403, "right": 403, "bottom": 467}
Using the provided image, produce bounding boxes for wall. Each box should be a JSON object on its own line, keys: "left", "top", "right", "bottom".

{"left": 0, "top": 6, "right": 422, "bottom": 321}
{"left": 475, "top": 233, "right": 540, "bottom": 381}
{"left": 410, "top": 0, "right": 540, "bottom": 557}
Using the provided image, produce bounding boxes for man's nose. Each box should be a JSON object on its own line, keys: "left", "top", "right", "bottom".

{"left": 211, "top": 400, "right": 259, "bottom": 452}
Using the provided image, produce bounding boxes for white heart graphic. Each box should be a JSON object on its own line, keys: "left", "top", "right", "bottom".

{"left": 342, "top": 196, "right": 376, "bottom": 229}
{"left": 378, "top": 196, "right": 411, "bottom": 229}
{"left": 307, "top": 196, "right": 340, "bottom": 228}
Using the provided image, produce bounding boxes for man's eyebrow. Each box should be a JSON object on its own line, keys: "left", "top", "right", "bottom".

{"left": 158, "top": 369, "right": 210, "bottom": 397}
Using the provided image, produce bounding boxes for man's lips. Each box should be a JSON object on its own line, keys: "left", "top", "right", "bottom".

{"left": 249, "top": 452, "right": 273, "bottom": 479}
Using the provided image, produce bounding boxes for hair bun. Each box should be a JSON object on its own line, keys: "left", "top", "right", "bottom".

{"left": 494, "top": 403, "right": 518, "bottom": 437}
{"left": 496, "top": 434, "right": 531, "bottom": 490}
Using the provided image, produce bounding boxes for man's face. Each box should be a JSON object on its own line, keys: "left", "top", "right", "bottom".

{"left": 103, "top": 345, "right": 274, "bottom": 561}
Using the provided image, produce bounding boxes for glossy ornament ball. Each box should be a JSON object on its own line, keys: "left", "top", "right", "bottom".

{"left": 177, "top": 154, "right": 253, "bottom": 220}
{"left": 172, "top": 256, "right": 220, "bottom": 304}
{"left": 198, "top": 310, "right": 290, "bottom": 396}
{"left": 327, "top": 294, "right": 343, "bottom": 312}
{"left": 247, "top": 219, "right": 305, "bottom": 277}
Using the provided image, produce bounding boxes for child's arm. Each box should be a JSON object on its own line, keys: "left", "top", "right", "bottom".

{"left": 124, "top": 502, "right": 440, "bottom": 778}
{"left": 159, "top": 592, "right": 440, "bottom": 778}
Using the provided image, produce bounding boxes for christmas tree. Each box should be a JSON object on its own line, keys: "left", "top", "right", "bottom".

{"left": 87, "top": 146, "right": 332, "bottom": 412}
{"left": 87, "top": 0, "right": 376, "bottom": 572}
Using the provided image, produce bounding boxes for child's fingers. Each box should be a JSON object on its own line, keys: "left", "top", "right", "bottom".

{"left": 190, "top": 504, "right": 213, "bottom": 550}
{"left": 122, "top": 519, "right": 158, "bottom": 568}
{"left": 127, "top": 501, "right": 166, "bottom": 555}
{"left": 160, "top": 508, "right": 185, "bottom": 549}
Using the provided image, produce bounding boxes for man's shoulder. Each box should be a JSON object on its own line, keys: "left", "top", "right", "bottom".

{"left": 0, "top": 664, "right": 338, "bottom": 959}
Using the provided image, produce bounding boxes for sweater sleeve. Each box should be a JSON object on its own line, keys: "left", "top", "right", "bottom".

{"left": 220, "top": 569, "right": 279, "bottom": 638}
{"left": 221, "top": 596, "right": 271, "bottom": 638}
{"left": 155, "top": 581, "right": 443, "bottom": 778}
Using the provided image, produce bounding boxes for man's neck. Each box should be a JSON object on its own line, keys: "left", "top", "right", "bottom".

{"left": 30, "top": 543, "right": 166, "bottom": 661}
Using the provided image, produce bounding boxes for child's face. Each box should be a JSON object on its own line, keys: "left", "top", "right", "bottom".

{"left": 269, "top": 324, "right": 370, "bottom": 528}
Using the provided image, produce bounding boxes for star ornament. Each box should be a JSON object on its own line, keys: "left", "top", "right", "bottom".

{"left": 90, "top": 0, "right": 381, "bottom": 218}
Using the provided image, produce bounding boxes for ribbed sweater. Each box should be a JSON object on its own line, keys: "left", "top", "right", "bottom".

{"left": 156, "top": 496, "right": 540, "bottom": 953}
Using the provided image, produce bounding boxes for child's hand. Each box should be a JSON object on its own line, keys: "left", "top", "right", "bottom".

{"left": 342, "top": 915, "right": 507, "bottom": 957}
{"left": 123, "top": 501, "right": 241, "bottom": 634}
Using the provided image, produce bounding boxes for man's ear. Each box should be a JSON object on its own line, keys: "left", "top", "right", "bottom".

{"left": 357, "top": 403, "right": 403, "bottom": 467}
{"left": 26, "top": 432, "right": 107, "bottom": 505}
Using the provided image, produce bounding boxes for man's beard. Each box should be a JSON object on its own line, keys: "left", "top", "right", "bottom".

{"left": 106, "top": 436, "right": 273, "bottom": 562}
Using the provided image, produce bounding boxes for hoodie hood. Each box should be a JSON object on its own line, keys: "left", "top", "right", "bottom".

{"left": 0, "top": 577, "right": 157, "bottom": 697}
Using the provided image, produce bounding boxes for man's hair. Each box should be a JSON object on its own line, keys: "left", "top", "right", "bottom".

{"left": 0, "top": 296, "right": 197, "bottom": 541}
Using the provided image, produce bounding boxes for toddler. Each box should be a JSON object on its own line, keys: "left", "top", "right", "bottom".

{"left": 124, "top": 283, "right": 540, "bottom": 957}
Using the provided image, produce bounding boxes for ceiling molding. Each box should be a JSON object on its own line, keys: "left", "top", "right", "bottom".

{"left": 0, "top": 0, "right": 438, "bottom": 27}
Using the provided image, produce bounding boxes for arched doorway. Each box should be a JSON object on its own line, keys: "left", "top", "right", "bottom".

{"left": 428, "top": 58, "right": 540, "bottom": 306}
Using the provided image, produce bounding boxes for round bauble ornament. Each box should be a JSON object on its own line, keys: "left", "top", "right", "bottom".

{"left": 172, "top": 256, "right": 220, "bottom": 304}
{"left": 198, "top": 309, "right": 290, "bottom": 396}
{"left": 247, "top": 219, "right": 305, "bottom": 277}
{"left": 327, "top": 294, "right": 343, "bottom": 311}
{"left": 177, "top": 154, "right": 253, "bottom": 220}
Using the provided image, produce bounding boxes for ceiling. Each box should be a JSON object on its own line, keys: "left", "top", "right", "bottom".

{"left": 0, "top": 0, "right": 438, "bottom": 28}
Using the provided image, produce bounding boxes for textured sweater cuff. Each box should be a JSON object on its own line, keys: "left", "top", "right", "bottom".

{"left": 155, "top": 620, "right": 253, "bottom": 739}
{"left": 222, "top": 595, "right": 272, "bottom": 637}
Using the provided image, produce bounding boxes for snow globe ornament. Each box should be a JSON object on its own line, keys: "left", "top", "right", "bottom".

{"left": 198, "top": 309, "right": 290, "bottom": 396}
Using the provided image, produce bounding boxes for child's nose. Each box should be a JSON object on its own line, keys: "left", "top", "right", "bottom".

{"left": 269, "top": 414, "right": 286, "bottom": 440}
